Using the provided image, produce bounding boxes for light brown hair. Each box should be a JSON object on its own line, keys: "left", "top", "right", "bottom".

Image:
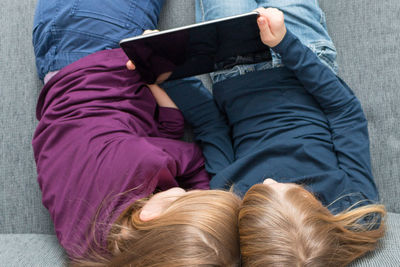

{"left": 239, "top": 184, "right": 386, "bottom": 267}
{"left": 72, "top": 190, "right": 241, "bottom": 267}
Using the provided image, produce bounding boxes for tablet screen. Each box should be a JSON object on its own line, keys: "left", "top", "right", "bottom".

{"left": 120, "top": 12, "right": 271, "bottom": 84}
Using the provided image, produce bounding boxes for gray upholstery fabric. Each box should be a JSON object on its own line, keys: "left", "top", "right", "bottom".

{"left": 0, "top": 0, "right": 399, "bottom": 265}
{"left": 0, "top": 0, "right": 54, "bottom": 234}
{"left": 0, "top": 213, "right": 398, "bottom": 266}
{"left": 0, "top": 234, "right": 66, "bottom": 266}
{"left": 350, "top": 212, "right": 400, "bottom": 266}
{"left": 319, "top": 0, "right": 400, "bottom": 215}
{"left": 159, "top": 0, "right": 196, "bottom": 30}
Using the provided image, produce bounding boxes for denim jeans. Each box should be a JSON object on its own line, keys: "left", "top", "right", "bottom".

{"left": 32, "top": 0, "right": 165, "bottom": 80}
{"left": 195, "top": 0, "right": 338, "bottom": 83}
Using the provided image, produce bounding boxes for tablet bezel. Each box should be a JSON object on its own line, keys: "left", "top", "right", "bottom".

{"left": 119, "top": 11, "right": 260, "bottom": 45}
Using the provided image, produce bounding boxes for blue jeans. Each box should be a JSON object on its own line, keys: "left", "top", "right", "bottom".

{"left": 195, "top": 0, "right": 338, "bottom": 83}
{"left": 32, "top": 0, "right": 165, "bottom": 80}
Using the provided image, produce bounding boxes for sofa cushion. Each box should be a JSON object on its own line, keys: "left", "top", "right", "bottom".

{"left": 351, "top": 212, "right": 400, "bottom": 266}
{"left": 0, "top": 234, "right": 66, "bottom": 266}
{"left": 1, "top": 213, "right": 399, "bottom": 266}
{"left": 0, "top": 0, "right": 54, "bottom": 234}
{"left": 319, "top": 0, "right": 400, "bottom": 213}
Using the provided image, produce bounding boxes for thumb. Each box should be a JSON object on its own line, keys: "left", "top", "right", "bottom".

{"left": 257, "top": 16, "right": 272, "bottom": 45}
{"left": 126, "top": 60, "right": 136, "bottom": 70}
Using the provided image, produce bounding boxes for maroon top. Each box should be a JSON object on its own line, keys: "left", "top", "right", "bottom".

{"left": 32, "top": 48, "right": 210, "bottom": 257}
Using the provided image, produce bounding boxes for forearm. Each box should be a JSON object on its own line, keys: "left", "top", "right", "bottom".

{"left": 273, "top": 30, "right": 374, "bottom": 183}
{"left": 272, "top": 30, "right": 357, "bottom": 118}
{"left": 162, "top": 78, "right": 235, "bottom": 176}
{"left": 148, "top": 84, "right": 185, "bottom": 138}
{"left": 256, "top": 8, "right": 362, "bottom": 125}
{"left": 147, "top": 84, "right": 178, "bottom": 109}
{"left": 157, "top": 107, "right": 185, "bottom": 139}
{"left": 169, "top": 143, "right": 211, "bottom": 189}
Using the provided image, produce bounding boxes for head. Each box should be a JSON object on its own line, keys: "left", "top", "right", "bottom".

{"left": 239, "top": 179, "right": 386, "bottom": 267}
{"left": 73, "top": 188, "right": 241, "bottom": 267}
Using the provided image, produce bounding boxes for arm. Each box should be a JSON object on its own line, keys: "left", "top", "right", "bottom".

{"left": 257, "top": 8, "right": 377, "bottom": 198}
{"left": 147, "top": 84, "right": 178, "bottom": 109}
{"left": 149, "top": 137, "right": 211, "bottom": 190}
{"left": 156, "top": 106, "right": 185, "bottom": 139}
{"left": 175, "top": 165, "right": 211, "bottom": 190}
{"left": 161, "top": 77, "right": 235, "bottom": 177}
{"left": 146, "top": 84, "right": 185, "bottom": 139}
{"left": 273, "top": 31, "right": 374, "bottom": 185}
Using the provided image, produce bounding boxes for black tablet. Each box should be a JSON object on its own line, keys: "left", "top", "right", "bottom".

{"left": 119, "top": 11, "right": 271, "bottom": 84}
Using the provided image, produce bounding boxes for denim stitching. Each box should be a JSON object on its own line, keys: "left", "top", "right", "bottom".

{"left": 70, "top": 0, "right": 133, "bottom": 28}
{"left": 128, "top": 0, "right": 136, "bottom": 27}
{"left": 70, "top": 0, "right": 80, "bottom": 15}
{"left": 33, "top": 0, "right": 43, "bottom": 29}
{"left": 198, "top": 0, "right": 206, "bottom": 22}
{"left": 53, "top": 28, "right": 122, "bottom": 43}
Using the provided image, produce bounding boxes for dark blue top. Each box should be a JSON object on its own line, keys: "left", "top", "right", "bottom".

{"left": 211, "top": 30, "right": 379, "bottom": 214}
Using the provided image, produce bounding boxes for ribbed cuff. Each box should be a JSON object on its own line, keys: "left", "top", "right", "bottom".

{"left": 271, "top": 30, "right": 298, "bottom": 55}
{"left": 158, "top": 106, "right": 183, "bottom": 121}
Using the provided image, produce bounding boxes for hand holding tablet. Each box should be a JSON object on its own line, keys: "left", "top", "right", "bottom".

{"left": 256, "top": 8, "right": 287, "bottom": 48}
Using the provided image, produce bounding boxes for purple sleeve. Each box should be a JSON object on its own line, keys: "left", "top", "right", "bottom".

{"left": 173, "top": 142, "right": 210, "bottom": 190}
{"left": 177, "top": 168, "right": 211, "bottom": 190}
{"left": 173, "top": 147, "right": 211, "bottom": 190}
{"left": 149, "top": 137, "right": 210, "bottom": 190}
{"left": 156, "top": 107, "right": 185, "bottom": 139}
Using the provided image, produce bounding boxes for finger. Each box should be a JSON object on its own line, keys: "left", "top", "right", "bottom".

{"left": 257, "top": 15, "right": 273, "bottom": 43}
{"left": 155, "top": 71, "right": 172, "bottom": 84}
{"left": 258, "top": 15, "right": 272, "bottom": 35}
{"left": 267, "top": 8, "right": 285, "bottom": 33}
{"left": 143, "top": 29, "right": 160, "bottom": 35}
{"left": 126, "top": 60, "right": 136, "bottom": 70}
{"left": 256, "top": 8, "right": 273, "bottom": 33}
{"left": 254, "top": 7, "right": 265, "bottom": 14}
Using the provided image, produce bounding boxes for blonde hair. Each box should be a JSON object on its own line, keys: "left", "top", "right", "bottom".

{"left": 72, "top": 190, "right": 241, "bottom": 267}
{"left": 239, "top": 184, "right": 386, "bottom": 267}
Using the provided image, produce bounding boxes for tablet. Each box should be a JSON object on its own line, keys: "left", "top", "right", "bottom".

{"left": 119, "top": 11, "right": 271, "bottom": 84}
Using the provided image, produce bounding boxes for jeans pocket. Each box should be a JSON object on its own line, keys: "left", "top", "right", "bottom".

{"left": 33, "top": 0, "right": 43, "bottom": 31}
{"left": 70, "top": 0, "right": 135, "bottom": 28}
{"left": 211, "top": 65, "right": 242, "bottom": 83}
{"left": 309, "top": 40, "right": 339, "bottom": 73}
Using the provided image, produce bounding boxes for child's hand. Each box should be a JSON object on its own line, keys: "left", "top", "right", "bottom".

{"left": 126, "top": 29, "right": 159, "bottom": 71}
{"left": 126, "top": 60, "right": 136, "bottom": 70}
{"left": 126, "top": 60, "right": 171, "bottom": 84}
{"left": 147, "top": 84, "right": 178, "bottom": 109}
{"left": 256, "top": 7, "right": 287, "bottom": 48}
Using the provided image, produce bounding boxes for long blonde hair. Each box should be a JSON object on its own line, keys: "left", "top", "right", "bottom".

{"left": 72, "top": 190, "right": 241, "bottom": 267}
{"left": 239, "top": 184, "right": 386, "bottom": 267}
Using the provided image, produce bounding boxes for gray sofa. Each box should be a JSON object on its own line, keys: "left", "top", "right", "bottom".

{"left": 1, "top": 0, "right": 399, "bottom": 266}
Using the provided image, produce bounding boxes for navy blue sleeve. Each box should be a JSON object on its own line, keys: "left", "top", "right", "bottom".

{"left": 161, "top": 77, "right": 235, "bottom": 176}
{"left": 273, "top": 30, "right": 378, "bottom": 202}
